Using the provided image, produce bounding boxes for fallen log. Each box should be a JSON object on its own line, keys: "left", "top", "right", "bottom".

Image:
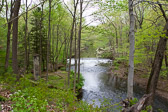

{"left": 122, "top": 94, "right": 152, "bottom": 112}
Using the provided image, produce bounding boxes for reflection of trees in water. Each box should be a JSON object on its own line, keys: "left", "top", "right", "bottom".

{"left": 83, "top": 90, "right": 104, "bottom": 107}
{"left": 79, "top": 58, "right": 168, "bottom": 111}
{"left": 106, "top": 73, "right": 127, "bottom": 90}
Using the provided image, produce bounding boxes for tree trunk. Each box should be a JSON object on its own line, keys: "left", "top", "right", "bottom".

{"left": 115, "top": 27, "right": 118, "bottom": 54}
{"left": 46, "top": 0, "right": 51, "bottom": 81}
{"left": 66, "top": 39, "right": 70, "bottom": 70}
{"left": 51, "top": 25, "right": 55, "bottom": 67}
{"left": 127, "top": 0, "right": 135, "bottom": 98}
{"left": 77, "top": 0, "right": 83, "bottom": 83}
{"left": 73, "top": 22, "right": 77, "bottom": 93}
{"left": 146, "top": 3, "right": 168, "bottom": 107}
{"left": 63, "top": 33, "right": 67, "bottom": 63}
{"left": 55, "top": 25, "right": 59, "bottom": 71}
{"left": 39, "top": 3, "right": 44, "bottom": 76}
{"left": 67, "top": 0, "right": 78, "bottom": 87}
{"left": 165, "top": 54, "right": 168, "bottom": 67}
{"left": 0, "top": 0, "right": 4, "bottom": 13}
{"left": 5, "top": 0, "right": 13, "bottom": 70}
{"left": 5, "top": 22, "right": 12, "bottom": 70}
{"left": 146, "top": 20, "right": 168, "bottom": 106}
{"left": 120, "top": 22, "right": 123, "bottom": 56}
{"left": 12, "top": 0, "right": 21, "bottom": 75}
{"left": 24, "top": 0, "right": 28, "bottom": 73}
{"left": 165, "top": 53, "right": 168, "bottom": 79}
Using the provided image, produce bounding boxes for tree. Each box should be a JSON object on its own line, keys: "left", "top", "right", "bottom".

{"left": 146, "top": 3, "right": 168, "bottom": 107}
{"left": 0, "top": 0, "right": 4, "bottom": 13}
{"left": 67, "top": 0, "right": 79, "bottom": 87}
{"left": 46, "top": 0, "right": 52, "bottom": 81}
{"left": 77, "top": 0, "right": 83, "bottom": 83}
{"left": 127, "top": 0, "right": 135, "bottom": 98}
{"left": 12, "top": 0, "right": 21, "bottom": 75}
{"left": 39, "top": 1, "right": 45, "bottom": 76}
{"left": 5, "top": 0, "right": 13, "bottom": 70}
{"left": 24, "top": 0, "right": 28, "bottom": 73}
{"left": 30, "top": 7, "right": 47, "bottom": 72}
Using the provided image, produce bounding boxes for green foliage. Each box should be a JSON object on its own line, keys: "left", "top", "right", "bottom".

{"left": 11, "top": 89, "right": 48, "bottom": 112}
{"left": 0, "top": 73, "right": 17, "bottom": 92}
{"left": 29, "top": 7, "right": 47, "bottom": 71}
{"left": 0, "top": 50, "right": 6, "bottom": 74}
{"left": 70, "top": 70, "right": 84, "bottom": 90}
{"left": 101, "top": 52, "right": 113, "bottom": 59}
{"left": 0, "top": 95, "right": 6, "bottom": 101}
{"left": 47, "top": 89, "right": 76, "bottom": 111}
{"left": 60, "top": 67, "right": 66, "bottom": 71}
{"left": 75, "top": 101, "right": 100, "bottom": 112}
{"left": 0, "top": 17, "right": 7, "bottom": 47}
{"left": 160, "top": 65, "right": 168, "bottom": 78}
{"left": 141, "top": 105, "right": 152, "bottom": 112}
{"left": 129, "top": 98, "right": 138, "bottom": 106}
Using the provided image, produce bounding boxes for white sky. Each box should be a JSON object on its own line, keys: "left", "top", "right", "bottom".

{"left": 24, "top": 0, "right": 100, "bottom": 26}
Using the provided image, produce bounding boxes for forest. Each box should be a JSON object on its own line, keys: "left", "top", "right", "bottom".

{"left": 0, "top": 0, "right": 168, "bottom": 111}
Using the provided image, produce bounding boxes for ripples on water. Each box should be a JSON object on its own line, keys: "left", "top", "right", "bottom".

{"left": 69, "top": 58, "right": 168, "bottom": 112}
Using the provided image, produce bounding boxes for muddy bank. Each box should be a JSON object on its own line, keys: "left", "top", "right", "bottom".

{"left": 110, "top": 62, "right": 168, "bottom": 100}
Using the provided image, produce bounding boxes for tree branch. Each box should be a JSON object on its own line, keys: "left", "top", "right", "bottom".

{"left": 158, "top": 3, "right": 168, "bottom": 22}
{"left": 1, "top": 0, "right": 47, "bottom": 27}
{"left": 63, "top": 0, "right": 74, "bottom": 17}
{"left": 133, "top": 0, "right": 168, "bottom": 7}
{"left": 0, "top": 0, "right": 4, "bottom": 13}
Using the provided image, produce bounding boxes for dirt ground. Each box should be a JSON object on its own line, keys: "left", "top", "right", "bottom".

{"left": 111, "top": 63, "right": 168, "bottom": 100}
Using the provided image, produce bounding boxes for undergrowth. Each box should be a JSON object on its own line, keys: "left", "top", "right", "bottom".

{"left": 0, "top": 71, "right": 122, "bottom": 111}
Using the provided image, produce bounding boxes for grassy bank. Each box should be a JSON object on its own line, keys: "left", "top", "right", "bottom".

{"left": 0, "top": 70, "right": 102, "bottom": 112}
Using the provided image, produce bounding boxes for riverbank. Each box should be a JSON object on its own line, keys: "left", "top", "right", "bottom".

{"left": 0, "top": 70, "right": 86, "bottom": 111}
{"left": 110, "top": 60, "right": 168, "bottom": 100}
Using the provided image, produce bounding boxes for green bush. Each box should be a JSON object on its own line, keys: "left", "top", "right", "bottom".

{"left": 70, "top": 70, "right": 84, "bottom": 90}
{"left": 129, "top": 98, "right": 138, "bottom": 106}
{"left": 101, "top": 52, "right": 114, "bottom": 59}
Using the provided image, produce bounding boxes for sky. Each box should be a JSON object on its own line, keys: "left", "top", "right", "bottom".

{"left": 23, "top": 0, "right": 100, "bottom": 26}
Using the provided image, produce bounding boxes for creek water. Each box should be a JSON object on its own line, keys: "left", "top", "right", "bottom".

{"left": 70, "top": 58, "right": 168, "bottom": 112}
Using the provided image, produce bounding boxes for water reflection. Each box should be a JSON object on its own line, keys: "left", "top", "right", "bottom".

{"left": 70, "top": 58, "right": 168, "bottom": 111}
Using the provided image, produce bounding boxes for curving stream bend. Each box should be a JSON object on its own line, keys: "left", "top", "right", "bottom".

{"left": 70, "top": 58, "right": 168, "bottom": 112}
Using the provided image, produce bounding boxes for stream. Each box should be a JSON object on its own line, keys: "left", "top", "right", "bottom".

{"left": 70, "top": 58, "right": 168, "bottom": 112}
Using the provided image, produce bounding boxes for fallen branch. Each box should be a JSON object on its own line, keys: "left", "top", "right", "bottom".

{"left": 122, "top": 94, "right": 152, "bottom": 112}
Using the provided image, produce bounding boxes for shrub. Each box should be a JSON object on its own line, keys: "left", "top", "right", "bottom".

{"left": 70, "top": 70, "right": 84, "bottom": 90}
